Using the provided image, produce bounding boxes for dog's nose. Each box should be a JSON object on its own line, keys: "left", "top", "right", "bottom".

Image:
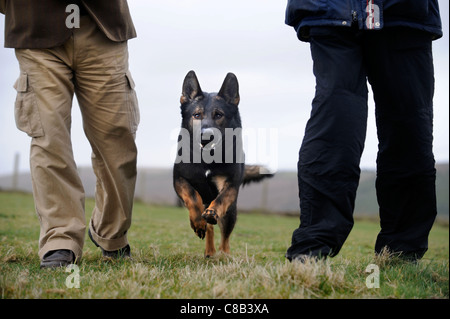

{"left": 201, "top": 128, "right": 215, "bottom": 136}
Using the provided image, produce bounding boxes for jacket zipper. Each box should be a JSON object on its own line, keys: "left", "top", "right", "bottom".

{"left": 352, "top": 10, "right": 358, "bottom": 23}
{"left": 350, "top": 0, "right": 360, "bottom": 27}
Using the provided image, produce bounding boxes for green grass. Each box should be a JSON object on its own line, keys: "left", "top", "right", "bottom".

{"left": 0, "top": 191, "right": 448, "bottom": 299}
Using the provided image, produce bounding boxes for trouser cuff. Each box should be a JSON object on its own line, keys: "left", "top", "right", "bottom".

{"left": 39, "top": 239, "right": 83, "bottom": 262}
{"left": 88, "top": 219, "right": 129, "bottom": 252}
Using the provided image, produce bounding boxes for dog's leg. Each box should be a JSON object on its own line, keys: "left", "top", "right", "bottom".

{"left": 218, "top": 204, "right": 237, "bottom": 254}
{"left": 174, "top": 177, "right": 207, "bottom": 239}
{"left": 202, "top": 179, "right": 239, "bottom": 254}
{"left": 204, "top": 224, "right": 216, "bottom": 257}
{"left": 202, "top": 187, "right": 238, "bottom": 224}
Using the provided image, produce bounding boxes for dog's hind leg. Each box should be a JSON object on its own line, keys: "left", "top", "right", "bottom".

{"left": 218, "top": 204, "right": 237, "bottom": 254}
{"left": 205, "top": 224, "right": 216, "bottom": 257}
{"left": 174, "top": 177, "right": 207, "bottom": 239}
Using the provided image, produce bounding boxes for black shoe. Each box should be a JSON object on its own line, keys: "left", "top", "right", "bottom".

{"left": 40, "top": 249, "right": 76, "bottom": 269}
{"left": 290, "top": 254, "right": 324, "bottom": 263}
{"left": 88, "top": 229, "right": 131, "bottom": 259}
{"left": 286, "top": 251, "right": 327, "bottom": 263}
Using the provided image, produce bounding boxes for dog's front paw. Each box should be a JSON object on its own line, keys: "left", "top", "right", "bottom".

{"left": 191, "top": 219, "right": 207, "bottom": 239}
{"left": 202, "top": 209, "right": 218, "bottom": 225}
{"left": 196, "top": 228, "right": 206, "bottom": 239}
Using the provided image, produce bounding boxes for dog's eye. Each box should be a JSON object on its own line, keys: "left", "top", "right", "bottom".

{"left": 193, "top": 113, "right": 201, "bottom": 119}
{"left": 214, "top": 113, "right": 223, "bottom": 120}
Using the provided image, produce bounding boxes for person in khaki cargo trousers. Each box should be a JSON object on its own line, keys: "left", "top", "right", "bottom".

{"left": 0, "top": 0, "right": 140, "bottom": 268}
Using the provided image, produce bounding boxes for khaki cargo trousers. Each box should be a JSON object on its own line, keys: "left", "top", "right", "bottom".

{"left": 14, "top": 15, "right": 139, "bottom": 261}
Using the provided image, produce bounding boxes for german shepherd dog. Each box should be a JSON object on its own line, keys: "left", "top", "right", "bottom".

{"left": 173, "top": 71, "right": 272, "bottom": 257}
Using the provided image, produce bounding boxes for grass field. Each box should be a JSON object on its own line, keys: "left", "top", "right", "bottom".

{"left": 0, "top": 191, "right": 448, "bottom": 300}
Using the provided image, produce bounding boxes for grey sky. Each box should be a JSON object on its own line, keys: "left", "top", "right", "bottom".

{"left": 0, "top": 0, "right": 448, "bottom": 176}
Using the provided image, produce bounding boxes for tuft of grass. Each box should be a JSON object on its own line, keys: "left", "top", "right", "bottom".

{"left": 0, "top": 191, "right": 448, "bottom": 299}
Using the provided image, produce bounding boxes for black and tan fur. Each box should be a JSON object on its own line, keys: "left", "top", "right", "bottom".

{"left": 173, "top": 71, "right": 272, "bottom": 257}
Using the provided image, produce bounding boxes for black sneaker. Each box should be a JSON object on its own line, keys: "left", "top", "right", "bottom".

{"left": 40, "top": 249, "right": 76, "bottom": 268}
{"left": 88, "top": 229, "right": 131, "bottom": 259}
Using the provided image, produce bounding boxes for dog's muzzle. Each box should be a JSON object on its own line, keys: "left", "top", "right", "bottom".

{"left": 200, "top": 128, "right": 222, "bottom": 151}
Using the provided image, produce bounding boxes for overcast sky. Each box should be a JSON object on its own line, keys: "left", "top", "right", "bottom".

{"left": 0, "top": 0, "right": 448, "bottom": 176}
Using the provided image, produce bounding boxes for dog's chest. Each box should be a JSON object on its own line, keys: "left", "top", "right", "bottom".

{"left": 208, "top": 172, "right": 227, "bottom": 193}
{"left": 192, "top": 170, "right": 227, "bottom": 204}
{"left": 179, "top": 166, "right": 227, "bottom": 205}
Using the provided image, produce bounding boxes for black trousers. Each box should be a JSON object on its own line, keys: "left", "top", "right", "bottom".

{"left": 286, "top": 27, "right": 437, "bottom": 260}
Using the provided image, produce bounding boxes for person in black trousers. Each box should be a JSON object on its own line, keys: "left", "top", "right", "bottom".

{"left": 284, "top": 0, "right": 442, "bottom": 261}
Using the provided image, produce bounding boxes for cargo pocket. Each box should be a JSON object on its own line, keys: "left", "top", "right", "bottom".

{"left": 13, "top": 72, "right": 44, "bottom": 138}
{"left": 125, "top": 70, "right": 140, "bottom": 134}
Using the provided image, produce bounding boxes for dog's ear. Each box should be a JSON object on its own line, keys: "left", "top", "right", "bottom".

{"left": 181, "top": 70, "right": 203, "bottom": 105}
{"left": 218, "top": 73, "right": 240, "bottom": 106}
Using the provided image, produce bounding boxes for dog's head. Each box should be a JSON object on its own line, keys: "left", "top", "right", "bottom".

{"left": 179, "top": 71, "right": 242, "bottom": 150}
